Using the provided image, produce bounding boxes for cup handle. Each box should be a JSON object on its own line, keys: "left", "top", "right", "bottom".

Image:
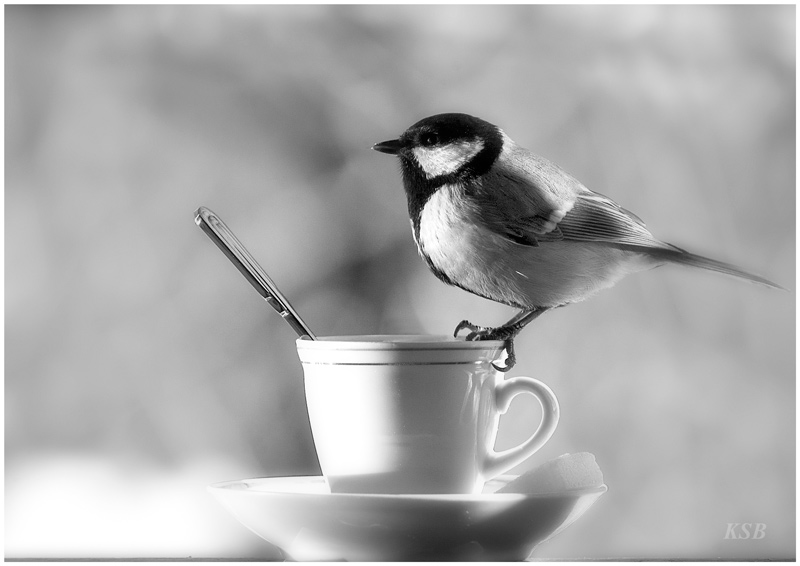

{"left": 482, "top": 376, "right": 560, "bottom": 480}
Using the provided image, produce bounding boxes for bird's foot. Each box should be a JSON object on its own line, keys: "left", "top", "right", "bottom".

{"left": 453, "top": 320, "right": 519, "bottom": 372}
{"left": 454, "top": 319, "right": 492, "bottom": 341}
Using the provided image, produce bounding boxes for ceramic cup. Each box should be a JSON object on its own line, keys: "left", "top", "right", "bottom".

{"left": 296, "top": 335, "right": 559, "bottom": 494}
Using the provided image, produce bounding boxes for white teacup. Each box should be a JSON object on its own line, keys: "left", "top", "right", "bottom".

{"left": 297, "top": 335, "right": 559, "bottom": 494}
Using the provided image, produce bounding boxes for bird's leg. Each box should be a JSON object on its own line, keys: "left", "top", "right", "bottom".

{"left": 454, "top": 308, "right": 541, "bottom": 340}
{"left": 454, "top": 308, "right": 550, "bottom": 372}
{"left": 486, "top": 308, "right": 549, "bottom": 372}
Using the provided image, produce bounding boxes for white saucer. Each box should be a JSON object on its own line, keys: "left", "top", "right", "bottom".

{"left": 208, "top": 475, "right": 607, "bottom": 561}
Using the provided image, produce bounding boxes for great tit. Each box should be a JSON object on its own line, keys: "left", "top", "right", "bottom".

{"left": 373, "top": 113, "right": 783, "bottom": 371}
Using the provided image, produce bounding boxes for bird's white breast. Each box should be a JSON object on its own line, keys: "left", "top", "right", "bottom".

{"left": 417, "top": 184, "right": 528, "bottom": 306}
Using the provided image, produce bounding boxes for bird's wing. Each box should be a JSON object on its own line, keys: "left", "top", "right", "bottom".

{"left": 473, "top": 151, "right": 582, "bottom": 246}
{"left": 537, "top": 191, "right": 671, "bottom": 249}
{"left": 476, "top": 151, "right": 671, "bottom": 250}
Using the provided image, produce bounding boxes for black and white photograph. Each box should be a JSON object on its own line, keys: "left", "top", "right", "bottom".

{"left": 5, "top": 4, "right": 795, "bottom": 561}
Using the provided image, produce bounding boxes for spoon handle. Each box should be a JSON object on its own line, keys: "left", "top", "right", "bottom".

{"left": 194, "top": 206, "right": 316, "bottom": 340}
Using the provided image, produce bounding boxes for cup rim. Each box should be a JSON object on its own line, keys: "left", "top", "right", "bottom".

{"left": 296, "top": 334, "right": 505, "bottom": 351}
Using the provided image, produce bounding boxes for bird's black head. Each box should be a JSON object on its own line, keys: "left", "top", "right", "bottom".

{"left": 373, "top": 113, "right": 503, "bottom": 182}
{"left": 373, "top": 113, "right": 504, "bottom": 218}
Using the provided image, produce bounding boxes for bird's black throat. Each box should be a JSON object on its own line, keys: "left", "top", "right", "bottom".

{"left": 400, "top": 123, "right": 503, "bottom": 242}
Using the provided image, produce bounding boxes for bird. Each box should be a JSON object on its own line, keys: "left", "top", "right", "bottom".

{"left": 372, "top": 112, "right": 784, "bottom": 371}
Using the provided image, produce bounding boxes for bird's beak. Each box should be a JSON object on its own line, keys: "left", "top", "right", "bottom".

{"left": 372, "top": 139, "right": 403, "bottom": 155}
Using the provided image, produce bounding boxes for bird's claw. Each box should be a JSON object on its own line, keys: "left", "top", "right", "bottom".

{"left": 454, "top": 319, "right": 490, "bottom": 341}
{"left": 454, "top": 320, "right": 518, "bottom": 372}
{"left": 491, "top": 338, "right": 516, "bottom": 372}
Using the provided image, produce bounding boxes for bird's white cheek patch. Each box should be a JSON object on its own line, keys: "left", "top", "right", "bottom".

{"left": 413, "top": 140, "right": 484, "bottom": 178}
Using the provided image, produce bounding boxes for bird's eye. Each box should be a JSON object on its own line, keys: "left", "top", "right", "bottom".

{"left": 421, "top": 132, "right": 439, "bottom": 147}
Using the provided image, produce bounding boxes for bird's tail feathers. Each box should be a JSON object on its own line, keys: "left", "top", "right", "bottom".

{"left": 646, "top": 246, "right": 786, "bottom": 291}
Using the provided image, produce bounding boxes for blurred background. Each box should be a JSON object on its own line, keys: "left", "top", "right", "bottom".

{"left": 5, "top": 4, "right": 795, "bottom": 560}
